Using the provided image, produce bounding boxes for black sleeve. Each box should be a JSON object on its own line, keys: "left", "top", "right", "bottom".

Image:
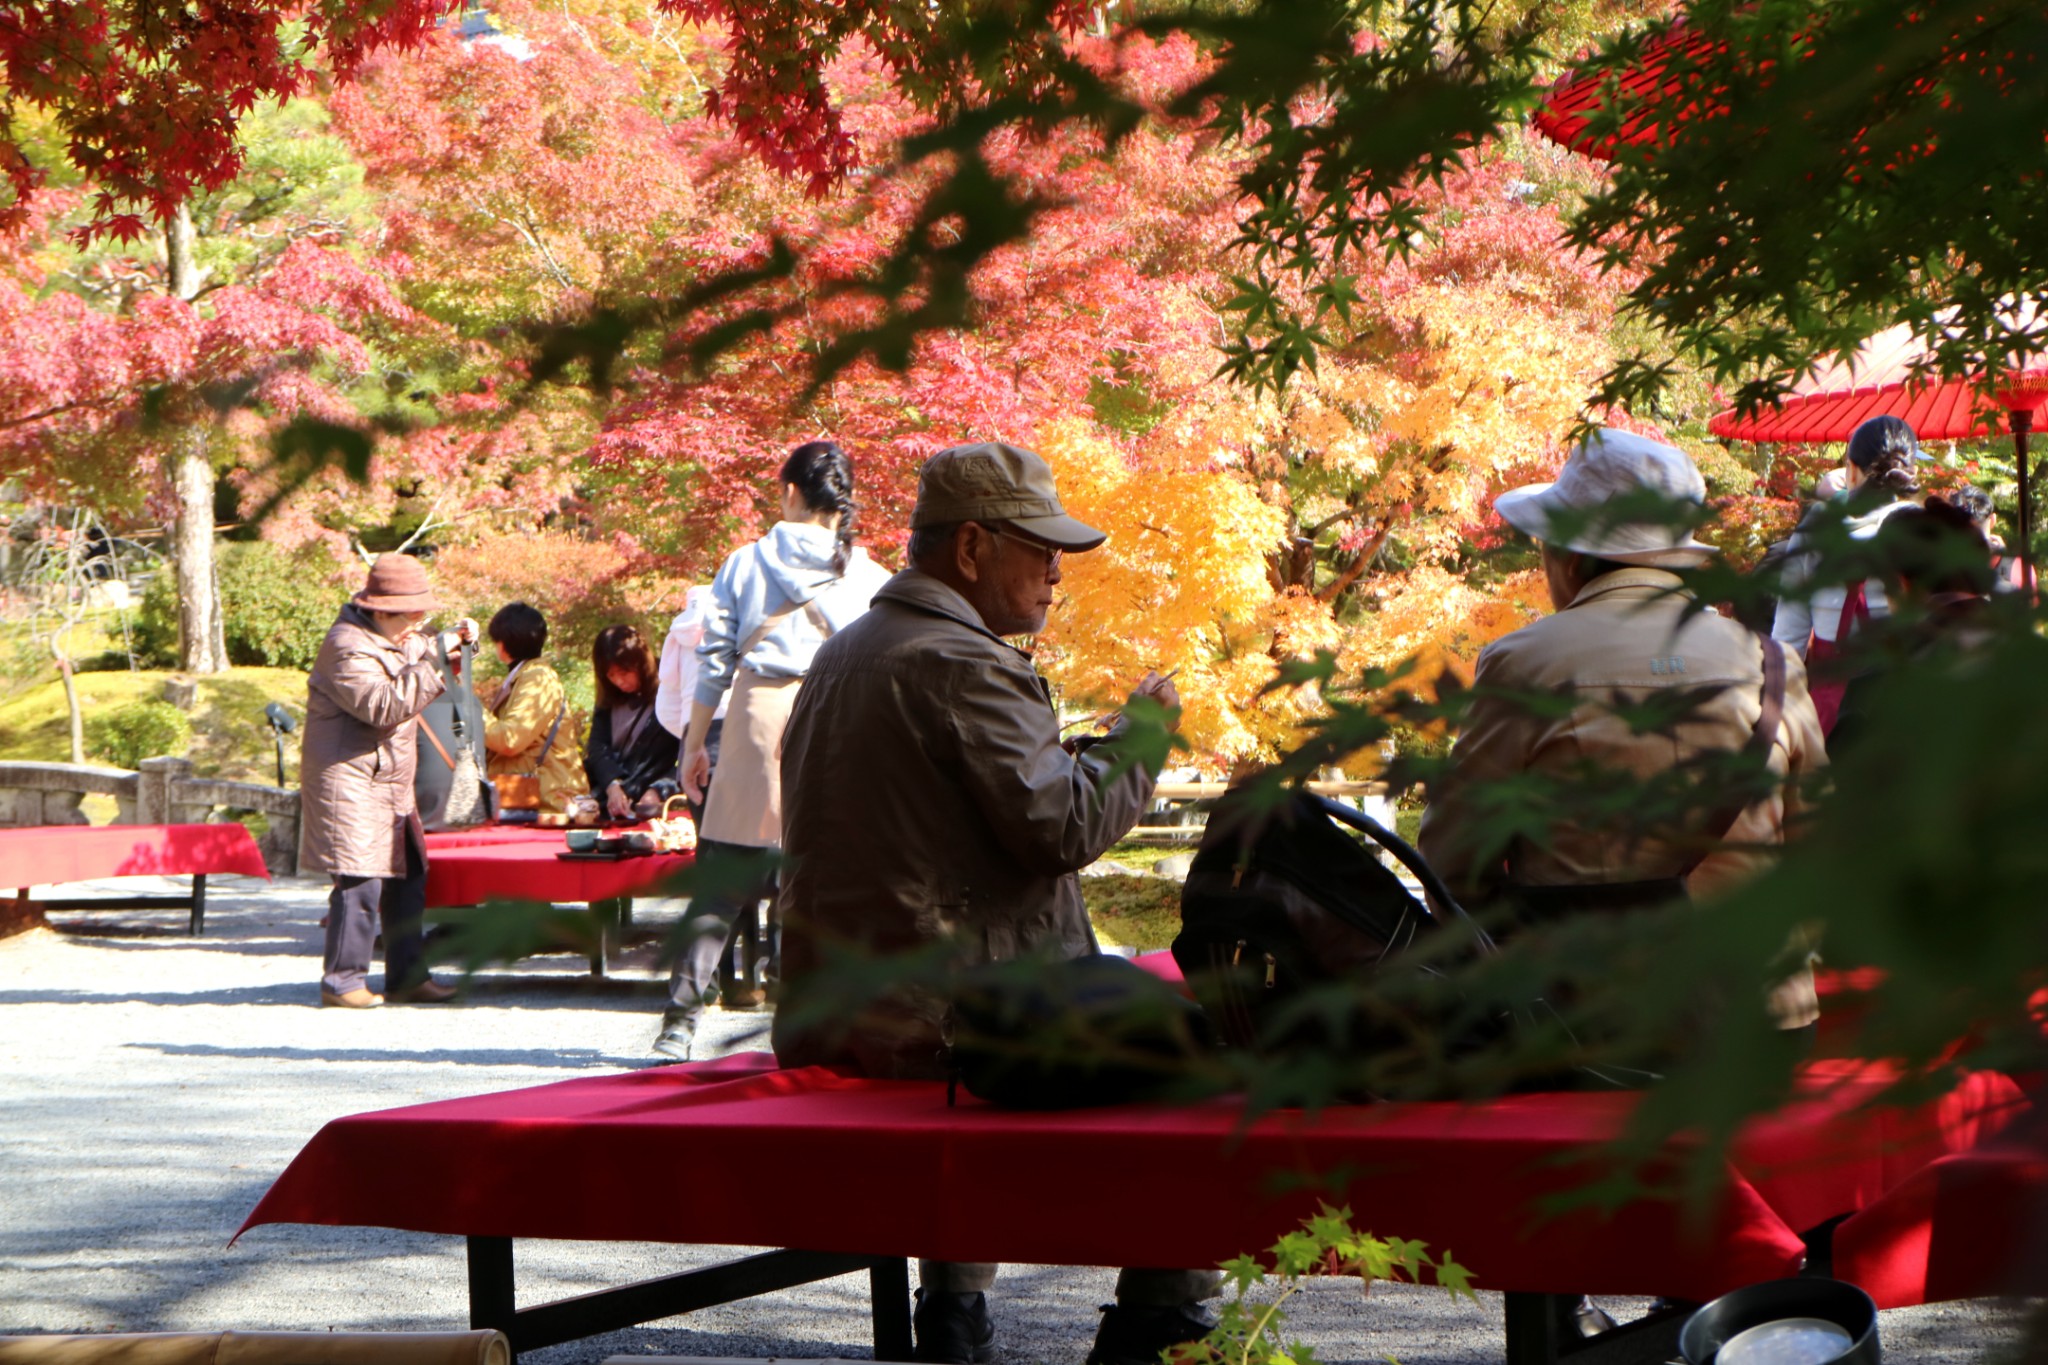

{"left": 585, "top": 707, "right": 625, "bottom": 793}
{"left": 620, "top": 721, "right": 681, "bottom": 799}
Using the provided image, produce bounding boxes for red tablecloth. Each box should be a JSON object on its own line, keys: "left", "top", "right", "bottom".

{"left": 424, "top": 839, "right": 694, "bottom": 907}
{"left": 238, "top": 1055, "right": 2021, "bottom": 1303}
{"left": 1834, "top": 1139, "right": 2048, "bottom": 1307}
{"left": 1, "top": 823, "right": 270, "bottom": 888}
{"left": 422, "top": 826, "right": 571, "bottom": 852}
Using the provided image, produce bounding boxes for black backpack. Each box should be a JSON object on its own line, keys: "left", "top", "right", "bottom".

{"left": 1172, "top": 788, "right": 1489, "bottom": 1054}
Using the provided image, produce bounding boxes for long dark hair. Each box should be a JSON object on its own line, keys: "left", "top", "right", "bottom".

{"left": 1846, "top": 415, "right": 1922, "bottom": 498}
{"left": 591, "top": 624, "right": 657, "bottom": 709}
{"left": 780, "top": 439, "right": 858, "bottom": 574}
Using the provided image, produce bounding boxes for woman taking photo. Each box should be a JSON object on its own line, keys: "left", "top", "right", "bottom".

{"left": 656, "top": 440, "right": 891, "bottom": 1061}
{"left": 483, "top": 602, "right": 583, "bottom": 815}
{"left": 586, "top": 623, "right": 681, "bottom": 819}
{"left": 301, "top": 553, "right": 471, "bottom": 1008}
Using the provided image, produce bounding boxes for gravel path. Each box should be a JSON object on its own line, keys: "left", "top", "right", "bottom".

{"left": 0, "top": 877, "right": 2022, "bottom": 1364}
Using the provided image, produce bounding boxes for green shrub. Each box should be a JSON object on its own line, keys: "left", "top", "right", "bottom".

{"left": 129, "top": 575, "right": 179, "bottom": 668}
{"left": 85, "top": 700, "right": 192, "bottom": 770}
{"left": 133, "top": 542, "right": 343, "bottom": 670}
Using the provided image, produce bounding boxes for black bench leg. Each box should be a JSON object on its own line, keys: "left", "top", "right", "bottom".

{"left": 469, "top": 1236, "right": 517, "bottom": 1342}
{"left": 189, "top": 874, "right": 207, "bottom": 936}
{"left": 870, "top": 1257, "right": 912, "bottom": 1361}
{"left": 1504, "top": 1292, "right": 1561, "bottom": 1365}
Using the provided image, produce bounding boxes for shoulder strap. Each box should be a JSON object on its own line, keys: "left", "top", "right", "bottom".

{"left": 1679, "top": 633, "right": 1786, "bottom": 877}
{"left": 738, "top": 600, "right": 801, "bottom": 658}
{"left": 413, "top": 715, "right": 457, "bottom": 771}
{"left": 527, "top": 701, "right": 568, "bottom": 775}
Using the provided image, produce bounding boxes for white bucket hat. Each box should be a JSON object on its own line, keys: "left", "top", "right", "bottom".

{"left": 1494, "top": 428, "right": 1718, "bottom": 568}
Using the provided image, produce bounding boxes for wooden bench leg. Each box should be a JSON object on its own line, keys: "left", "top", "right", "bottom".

{"left": 189, "top": 873, "right": 207, "bottom": 936}
{"left": 1505, "top": 1291, "right": 1562, "bottom": 1365}
{"left": 870, "top": 1256, "right": 913, "bottom": 1361}
{"left": 468, "top": 1235, "right": 517, "bottom": 1338}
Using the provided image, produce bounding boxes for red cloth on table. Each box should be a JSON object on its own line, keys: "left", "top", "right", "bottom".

{"left": 1131, "top": 950, "right": 1183, "bottom": 985}
{"left": 236, "top": 1057, "right": 2017, "bottom": 1302}
{"left": 422, "top": 827, "right": 572, "bottom": 851}
{"left": 1834, "top": 1140, "right": 2048, "bottom": 1307}
{"left": 424, "top": 840, "right": 694, "bottom": 907}
{"left": 0, "top": 824, "right": 269, "bottom": 888}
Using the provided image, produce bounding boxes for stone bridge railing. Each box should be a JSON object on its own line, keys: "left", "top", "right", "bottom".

{"left": 0, "top": 756, "right": 300, "bottom": 875}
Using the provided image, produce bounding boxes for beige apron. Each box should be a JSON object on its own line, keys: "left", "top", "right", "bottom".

{"left": 697, "top": 597, "right": 831, "bottom": 848}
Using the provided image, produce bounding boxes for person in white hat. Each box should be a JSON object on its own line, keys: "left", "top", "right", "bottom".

{"left": 1418, "top": 429, "right": 1829, "bottom": 1338}
{"left": 1419, "top": 429, "right": 1826, "bottom": 1002}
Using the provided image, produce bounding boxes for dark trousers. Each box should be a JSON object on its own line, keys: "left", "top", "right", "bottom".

{"left": 321, "top": 825, "right": 429, "bottom": 995}
{"left": 662, "top": 837, "right": 777, "bottom": 1028}
{"left": 921, "top": 1262, "right": 1222, "bottom": 1305}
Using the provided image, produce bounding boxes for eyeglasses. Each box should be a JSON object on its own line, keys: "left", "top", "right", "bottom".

{"left": 987, "top": 525, "right": 1062, "bottom": 575}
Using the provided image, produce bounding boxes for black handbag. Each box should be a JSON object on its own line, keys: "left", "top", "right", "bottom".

{"left": 947, "top": 953, "right": 1221, "bottom": 1109}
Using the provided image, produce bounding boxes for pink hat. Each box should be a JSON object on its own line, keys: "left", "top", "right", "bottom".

{"left": 351, "top": 554, "right": 443, "bottom": 613}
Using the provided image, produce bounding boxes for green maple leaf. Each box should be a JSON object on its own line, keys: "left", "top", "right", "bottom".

{"left": 1433, "top": 1252, "right": 1478, "bottom": 1302}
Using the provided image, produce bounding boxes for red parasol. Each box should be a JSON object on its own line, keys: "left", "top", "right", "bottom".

{"left": 1707, "top": 315, "right": 2048, "bottom": 584}
{"left": 1530, "top": 24, "right": 1717, "bottom": 161}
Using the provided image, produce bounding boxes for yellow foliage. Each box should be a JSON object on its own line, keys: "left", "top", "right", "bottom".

{"left": 1032, "top": 420, "right": 1301, "bottom": 765}
{"left": 1340, "top": 565, "right": 1548, "bottom": 686}
{"left": 1281, "top": 279, "right": 1610, "bottom": 562}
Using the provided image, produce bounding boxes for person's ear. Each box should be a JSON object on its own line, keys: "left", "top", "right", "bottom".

{"left": 954, "top": 523, "right": 987, "bottom": 583}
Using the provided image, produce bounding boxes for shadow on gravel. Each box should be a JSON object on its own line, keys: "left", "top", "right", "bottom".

{"left": 128, "top": 1042, "right": 648, "bottom": 1070}
{"left": 0, "top": 984, "right": 321, "bottom": 1007}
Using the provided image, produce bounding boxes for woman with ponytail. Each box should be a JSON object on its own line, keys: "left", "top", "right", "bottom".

{"left": 1772, "top": 415, "right": 1927, "bottom": 735}
{"left": 657, "top": 440, "right": 890, "bottom": 1061}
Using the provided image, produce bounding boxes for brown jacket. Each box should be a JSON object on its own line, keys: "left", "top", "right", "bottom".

{"left": 773, "top": 569, "right": 1157, "bottom": 1078}
{"left": 299, "top": 605, "right": 448, "bottom": 879}
{"left": 1418, "top": 568, "right": 1828, "bottom": 1025}
{"left": 484, "top": 662, "right": 583, "bottom": 814}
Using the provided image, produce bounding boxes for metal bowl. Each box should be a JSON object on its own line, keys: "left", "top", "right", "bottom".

{"left": 1680, "top": 1279, "right": 1878, "bottom": 1365}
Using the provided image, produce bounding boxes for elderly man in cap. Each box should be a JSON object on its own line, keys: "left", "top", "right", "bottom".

{"left": 775, "top": 442, "right": 1218, "bottom": 1365}
{"left": 301, "top": 553, "right": 475, "bottom": 1008}
{"left": 1420, "top": 429, "right": 1827, "bottom": 997}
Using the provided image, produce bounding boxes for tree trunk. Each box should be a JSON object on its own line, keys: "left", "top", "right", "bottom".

{"left": 172, "top": 440, "right": 226, "bottom": 674}
{"left": 165, "top": 203, "right": 228, "bottom": 674}
{"left": 57, "top": 655, "right": 84, "bottom": 764}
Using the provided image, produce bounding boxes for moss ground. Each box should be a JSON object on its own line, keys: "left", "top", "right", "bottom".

{"left": 1083, "top": 873, "right": 1182, "bottom": 952}
{"left": 0, "top": 666, "right": 310, "bottom": 787}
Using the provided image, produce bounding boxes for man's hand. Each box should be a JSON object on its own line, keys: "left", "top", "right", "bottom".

{"left": 680, "top": 745, "right": 712, "bottom": 802}
{"left": 1126, "top": 670, "right": 1182, "bottom": 733}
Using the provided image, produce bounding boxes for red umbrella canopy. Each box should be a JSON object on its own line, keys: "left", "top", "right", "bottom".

{"left": 1531, "top": 24, "right": 1720, "bottom": 162}
{"left": 1707, "top": 315, "right": 2048, "bottom": 444}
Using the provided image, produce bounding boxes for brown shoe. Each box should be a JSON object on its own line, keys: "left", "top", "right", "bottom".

{"left": 320, "top": 987, "right": 383, "bottom": 1009}
{"left": 387, "top": 978, "right": 459, "bottom": 1005}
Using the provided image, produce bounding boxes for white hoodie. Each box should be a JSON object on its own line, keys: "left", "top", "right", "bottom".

{"left": 1771, "top": 498, "right": 1916, "bottom": 651}
{"left": 692, "top": 521, "right": 892, "bottom": 708}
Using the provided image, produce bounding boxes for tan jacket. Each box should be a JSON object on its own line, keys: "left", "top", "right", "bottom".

{"left": 484, "top": 662, "right": 584, "bottom": 815}
{"left": 773, "top": 569, "right": 1157, "bottom": 1078}
{"left": 1418, "top": 568, "right": 1828, "bottom": 1024}
{"left": 299, "top": 606, "right": 447, "bottom": 879}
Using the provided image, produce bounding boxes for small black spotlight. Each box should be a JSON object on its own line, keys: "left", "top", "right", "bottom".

{"left": 262, "top": 702, "right": 298, "bottom": 788}
{"left": 1680, "top": 1278, "right": 1879, "bottom": 1365}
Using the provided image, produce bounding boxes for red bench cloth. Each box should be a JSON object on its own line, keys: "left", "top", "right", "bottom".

{"left": 0, "top": 823, "right": 270, "bottom": 888}
{"left": 235, "top": 1057, "right": 2020, "bottom": 1302}
{"left": 424, "top": 840, "right": 694, "bottom": 908}
{"left": 1833, "top": 1140, "right": 2048, "bottom": 1307}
